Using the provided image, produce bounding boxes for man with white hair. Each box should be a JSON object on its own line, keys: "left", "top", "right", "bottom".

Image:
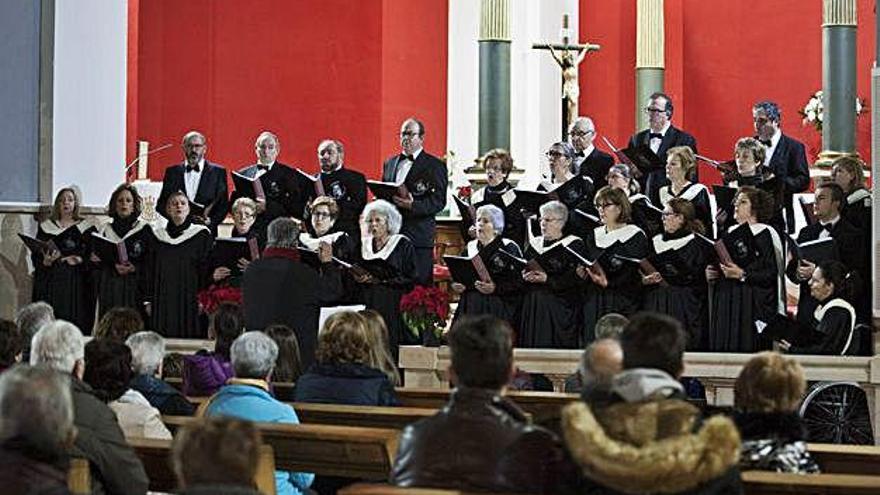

{"left": 15, "top": 301, "right": 54, "bottom": 362}
{"left": 30, "top": 320, "right": 148, "bottom": 495}
{"left": 0, "top": 365, "right": 76, "bottom": 493}
{"left": 203, "top": 331, "right": 314, "bottom": 495}
{"left": 568, "top": 116, "right": 614, "bottom": 190}
{"left": 126, "top": 331, "right": 196, "bottom": 416}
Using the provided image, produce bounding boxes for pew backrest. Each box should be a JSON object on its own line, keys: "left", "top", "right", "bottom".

{"left": 742, "top": 470, "right": 880, "bottom": 494}
{"left": 292, "top": 402, "right": 436, "bottom": 430}
{"left": 395, "top": 388, "right": 578, "bottom": 423}
{"left": 807, "top": 443, "right": 880, "bottom": 476}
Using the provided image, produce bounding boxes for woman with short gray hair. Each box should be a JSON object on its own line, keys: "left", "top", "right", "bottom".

{"left": 450, "top": 204, "right": 524, "bottom": 327}
{"left": 126, "top": 331, "right": 196, "bottom": 416}
{"left": 355, "top": 200, "right": 417, "bottom": 359}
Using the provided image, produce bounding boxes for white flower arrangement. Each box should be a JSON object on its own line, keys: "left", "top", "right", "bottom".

{"left": 800, "top": 90, "right": 865, "bottom": 132}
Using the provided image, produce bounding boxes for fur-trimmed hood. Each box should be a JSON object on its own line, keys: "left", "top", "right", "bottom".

{"left": 562, "top": 399, "right": 741, "bottom": 494}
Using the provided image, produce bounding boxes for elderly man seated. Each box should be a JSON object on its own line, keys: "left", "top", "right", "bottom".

{"left": 30, "top": 320, "right": 148, "bottom": 495}
{"left": 126, "top": 331, "right": 196, "bottom": 416}
{"left": 0, "top": 365, "right": 77, "bottom": 493}
{"left": 202, "top": 331, "right": 314, "bottom": 495}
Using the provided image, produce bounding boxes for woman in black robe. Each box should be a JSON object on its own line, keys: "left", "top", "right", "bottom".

{"left": 541, "top": 142, "right": 596, "bottom": 240}
{"left": 580, "top": 186, "right": 651, "bottom": 342}
{"left": 32, "top": 186, "right": 96, "bottom": 332}
{"left": 299, "top": 196, "right": 357, "bottom": 263}
{"left": 606, "top": 164, "right": 662, "bottom": 237}
{"left": 642, "top": 198, "right": 710, "bottom": 350}
{"left": 354, "top": 199, "right": 417, "bottom": 358}
{"left": 658, "top": 146, "right": 714, "bottom": 238}
{"left": 707, "top": 186, "right": 785, "bottom": 353}
{"left": 92, "top": 183, "right": 154, "bottom": 319}
{"left": 461, "top": 148, "right": 518, "bottom": 241}
{"left": 209, "top": 197, "right": 265, "bottom": 286}
{"left": 451, "top": 204, "right": 523, "bottom": 327}
{"left": 518, "top": 200, "right": 585, "bottom": 349}
{"left": 148, "top": 191, "right": 212, "bottom": 338}
{"left": 782, "top": 260, "right": 858, "bottom": 355}
{"left": 831, "top": 156, "right": 871, "bottom": 323}
{"left": 719, "top": 138, "right": 785, "bottom": 235}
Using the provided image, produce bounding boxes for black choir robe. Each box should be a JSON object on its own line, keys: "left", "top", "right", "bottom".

{"left": 460, "top": 181, "right": 516, "bottom": 241}
{"left": 157, "top": 161, "right": 229, "bottom": 236}
{"left": 643, "top": 232, "right": 709, "bottom": 350}
{"left": 722, "top": 171, "right": 785, "bottom": 235}
{"left": 32, "top": 219, "right": 96, "bottom": 333}
{"left": 628, "top": 125, "right": 698, "bottom": 204}
{"left": 207, "top": 224, "right": 266, "bottom": 287}
{"left": 790, "top": 298, "right": 857, "bottom": 355}
{"left": 627, "top": 194, "right": 663, "bottom": 238}
{"left": 299, "top": 228, "right": 359, "bottom": 303}
{"left": 658, "top": 182, "right": 714, "bottom": 238}
{"left": 149, "top": 222, "right": 212, "bottom": 338}
{"left": 231, "top": 161, "right": 305, "bottom": 231}
{"left": 356, "top": 234, "right": 418, "bottom": 358}
{"left": 841, "top": 188, "right": 872, "bottom": 324}
{"left": 708, "top": 223, "right": 785, "bottom": 353}
{"left": 93, "top": 218, "right": 154, "bottom": 319}
{"left": 581, "top": 225, "right": 651, "bottom": 342}
{"left": 451, "top": 237, "right": 523, "bottom": 327}
{"left": 518, "top": 235, "right": 585, "bottom": 349}
{"left": 303, "top": 167, "right": 368, "bottom": 242}
{"left": 538, "top": 178, "right": 597, "bottom": 240}
{"left": 576, "top": 147, "right": 615, "bottom": 191}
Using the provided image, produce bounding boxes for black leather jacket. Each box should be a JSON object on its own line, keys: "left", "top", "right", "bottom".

{"left": 391, "top": 386, "right": 575, "bottom": 494}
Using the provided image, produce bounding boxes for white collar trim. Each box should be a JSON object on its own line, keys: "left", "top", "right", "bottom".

{"left": 39, "top": 219, "right": 91, "bottom": 235}
{"left": 528, "top": 234, "right": 579, "bottom": 254}
{"left": 594, "top": 224, "right": 643, "bottom": 249}
{"left": 361, "top": 234, "right": 405, "bottom": 260}
{"left": 299, "top": 231, "right": 344, "bottom": 250}
{"left": 153, "top": 223, "right": 210, "bottom": 245}
{"left": 847, "top": 188, "right": 871, "bottom": 204}
{"left": 652, "top": 233, "right": 694, "bottom": 253}
{"left": 97, "top": 219, "right": 150, "bottom": 241}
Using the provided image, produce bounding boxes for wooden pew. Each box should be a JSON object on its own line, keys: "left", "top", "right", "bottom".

{"left": 163, "top": 416, "right": 399, "bottom": 480}
{"left": 67, "top": 458, "right": 91, "bottom": 495}
{"left": 396, "top": 388, "right": 579, "bottom": 423}
{"left": 807, "top": 443, "right": 880, "bottom": 475}
{"left": 128, "top": 436, "right": 277, "bottom": 494}
{"left": 741, "top": 470, "right": 880, "bottom": 494}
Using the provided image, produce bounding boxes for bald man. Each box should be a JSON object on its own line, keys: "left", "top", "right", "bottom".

{"left": 569, "top": 117, "right": 614, "bottom": 190}
{"left": 564, "top": 338, "right": 623, "bottom": 397}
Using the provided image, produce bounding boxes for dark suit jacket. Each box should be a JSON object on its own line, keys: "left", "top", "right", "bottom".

{"left": 158, "top": 161, "right": 229, "bottom": 233}
{"left": 628, "top": 125, "right": 698, "bottom": 204}
{"left": 381, "top": 151, "right": 448, "bottom": 248}
{"left": 305, "top": 167, "right": 368, "bottom": 240}
{"left": 767, "top": 133, "right": 810, "bottom": 231}
{"left": 242, "top": 249, "right": 343, "bottom": 369}
{"left": 231, "top": 161, "right": 305, "bottom": 227}
{"left": 577, "top": 147, "right": 615, "bottom": 190}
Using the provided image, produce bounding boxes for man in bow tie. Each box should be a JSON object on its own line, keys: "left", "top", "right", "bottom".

{"left": 752, "top": 101, "right": 811, "bottom": 233}
{"left": 627, "top": 92, "right": 697, "bottom": 205}
{"left": 231, "top": 131, "right": 304, "bottom": 233}
{"left": 157, "top": 130, "right": 229, "bottom": 236}
{"left": 301, "top": 139, "right": 367, "bottom": 240}
{"left": 569, "top": 117, "right": 614, "bottom": 190}
{"left": 381, "top": 117, "right": 448, "bottom": 286}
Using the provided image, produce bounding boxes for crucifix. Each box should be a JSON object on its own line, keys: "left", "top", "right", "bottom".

{"left": 533, "top": 14, "right": 601, "bottom": 139}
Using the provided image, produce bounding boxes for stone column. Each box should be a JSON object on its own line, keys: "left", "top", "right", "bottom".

{"left": 635, "top": 0, "right": 664, "bottom": 131}
{"left": 478, "top": 0, "right": 511, "bottom": 155}
{"left": 818, "top": 0, "right": 859, "bottom": 166}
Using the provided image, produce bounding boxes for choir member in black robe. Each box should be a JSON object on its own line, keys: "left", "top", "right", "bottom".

{"left": 302, "top": 139, "right": 368, "bottom": 242}
{"left": 580, "top": 187, "right": 652, "bottom": 343}
{"left": 148, "top": 191, "right": 212, "bottom": 338}
{"left": 782, "top": 261, "right": 858, "bottom": 355}
{"left": 570, "top": 116, "right": 615, "bottom": 190}
{"left": 460, "top": 148, "right": 517, "bottom": 242}
{"left": 643, "top": 198, "right": 710, "bottom": 350}
{"left": 32, "top": 187, "right": 96, "bottom": 333}
{"left": 450, "top": 204, "right": 523, "bottom": 327}
{"left": 707, "top": 187, "right": 785, "bottom": 353}
{"left": 518, "top": 201, "right": 585, "bottom": 349}
{"left": 541, "top": 142, "right": 596, "bottom": 240}
{"left": 354, "top": 200, "right": 417, "bottom": 358}
{"left": 606, "top": 164, "right": 662, "bottom": 237}
{"left": 720, "top": 138, "right": 785, "bottom": 235}
{"left": 831, "top": 157, "right": 872, "bottom": 323}
{"left": 92, "top": 183, "right": 154, "bottom": 319}
{"left": 299, "top": 196, "right": 357, "bottom": 263}
{"left": 209, "top": 197, "right": 265, "bottom": 287}
{"left": 658, "top": 146, "right": 714, "bottom": 238}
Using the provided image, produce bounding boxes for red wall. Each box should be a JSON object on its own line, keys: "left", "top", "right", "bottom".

{"left": 581, "top": 0, "right": 875, "bottom": 186}
{"left": 127, "top": 0, "right": 448, "bottom": 181}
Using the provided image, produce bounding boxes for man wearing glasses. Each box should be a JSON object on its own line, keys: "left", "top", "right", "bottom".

{"left": 307, "top": 139, "right": 367, "bottom": 241}
{"left": 381, "top": 117, "right": 448, "bottom": 286}
{"left": 231, "top": 131, "right": 304, "bottom": 233}
{"left": 627, "top": 92, "right": 698, "bottom": 205}
{"left": 569, "top": 117, "right": 614, "bottom": 190}
{"left": 752, "top": 100, "right": 810, "bottom": 233}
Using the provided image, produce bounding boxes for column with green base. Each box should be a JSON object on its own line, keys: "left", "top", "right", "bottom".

{"left": 478, "top": 0, "right": 511, "bottom": 155}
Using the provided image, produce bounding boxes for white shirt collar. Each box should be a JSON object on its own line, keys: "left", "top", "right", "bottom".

{"left": 581, "top": 144, "right": 595, "bottom": 158}
{"left": 322, "top": 163, "right": 344, "bottom": 174}
{"left": 651, "top": 122, "right": 671, "bottom": 137}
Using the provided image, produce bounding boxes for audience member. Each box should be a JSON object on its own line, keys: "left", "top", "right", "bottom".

{"left": 392, "top": 315, "right": 576, "bottom": 493}
{"left": 562, "top": 312, "right": 741, "bottom": 494}
{"left": 126, "top": 331, "right": 196, "bottom": 416}
{"left": 563, "top": 314, "right": 627, "bottom": 392}
{"left": 734, "top": 351, "right": 819, "bottom": 473}
{"left": 294, "top": 311, "right": 399, "bottom": 406}
{"left": 565, "top": 338, "right": 623, "bottom": 398}
{"left": 172, "top": 417, "right": 265, "bottom": 495}
{"left": 0, "top": 365, "right": 76, "bottom": 495}
{"left": 30, "top": 320, "right": 148, "bottom": 495}
{"left": 183, "top": 302, "right": 241, "bottom": 396}
{"left": 203, "top": 331, "right": 314, "bottom": 495}
{"left": 93, "top": 307, "right": 144, "bottom": 342}
{"left": 0, "top": 320, "right": 22, "bottom": 372}
{"left": 360, "top": 309, "right": 401, "bottom": 387}
{"left": 83, "top": 338, "right": 171, "bottom": 440}
{"left": 14, "top": 301, "right": 54, "bottom": 362}
{"left": 265, "top": 324, "right": 303, "bottom": 401}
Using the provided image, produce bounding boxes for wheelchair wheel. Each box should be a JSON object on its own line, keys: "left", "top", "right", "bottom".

{"left": 799, "top": 381, "right": 873, "bottom": 445}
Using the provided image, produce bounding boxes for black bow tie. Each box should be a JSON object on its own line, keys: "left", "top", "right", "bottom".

{"left": 758, "top": 138, "right": 772, "bottom": 147}
{"left": 649, "top": 132, "right": 663, "bottom": 140}
{"left": 820, "top": 222, "right": 834, "bottom": 232}
{"left": 400, "top": 154, "right": 415, "bottom": 162}
{"left": 186, "top": 164, "right": 200, "bottom": 173}
{"left": 575, "top": 151, "right": 585, "bottom": 158}
{"left": 257, "top": 164, "right": 270, "bottom": 171}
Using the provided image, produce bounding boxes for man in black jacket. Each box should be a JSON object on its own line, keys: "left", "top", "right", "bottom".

{"left": 382, "top": 118, "right": 448, "bottom": 286}
{"left": 569, "top": 116, "right": 614, "bottom": 190}
{"left": 157, "top": 131, "right": 229, "bottom": 236}
{"left": 753, "top": 100, "right": 811, "bottom": 233}
{"left": 305, "top": 139, "right": 367, "bottom": 241}
{"left": 30, "top": 320, "right": 149, "bottom": 495}
{"left": 628, "top": 93, "right": 698, "bottom": 204}
{"left": 242, "top": 217, "right": 343, "bottom": 369}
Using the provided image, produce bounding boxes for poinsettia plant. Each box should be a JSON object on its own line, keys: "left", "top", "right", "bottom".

{"left": 400, "top": 285, "right": 449, "bottom": 339}
{"left": 197, "top": 284, "right": 243, "bottom": 314}
{"left": 457, "top": 185, "right": 472, "bottom": 200}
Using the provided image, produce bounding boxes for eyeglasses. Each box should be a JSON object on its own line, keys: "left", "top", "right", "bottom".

{"left": 545, "top": 151, "right": 565, "bottom": 159}
{"left": 312, "top": 211, "right": 332, "bottom": 219}
{"left": 233, "top": 210, "right": 255, "bottom": 219}
{"left": 595, "top": 203, "right": 617, "bottom": 209}
{"left": 540, "top": 217, "right": 564, "bottom": 223}
{"left": 645, "top": 107, "right": 666, "bottom": 114}
{"left": 400, "top": 131, "right": 421, "bottom": 138}
{"left": 568, "top": 130, "right": 594, "bottom": 137}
